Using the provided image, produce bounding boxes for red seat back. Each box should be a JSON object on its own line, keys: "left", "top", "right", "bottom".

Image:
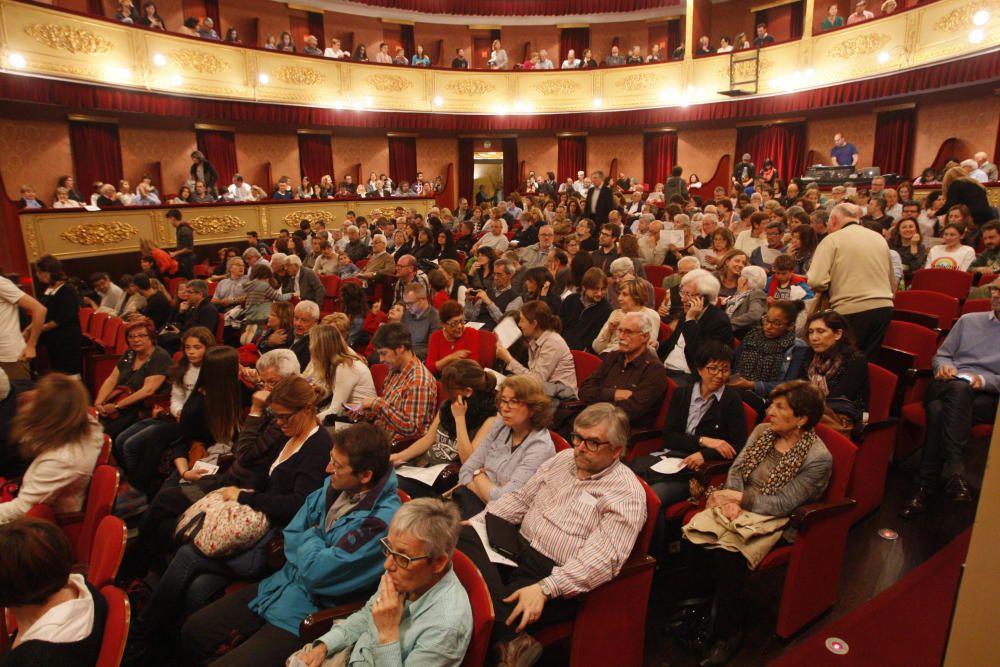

{"left": 79, "top": 307, "right": 95, "bottom": 333}
{"left": 193, "top": 264, "right": 213, "bottom": 278}
{"left": 571, "top": 350, "right": 602, "bottom": 387}
{"left": 658, "top": 321, "right": 673, "bottom": 342}
{"left": 961, "top": 299, "right": 991, "bottom": 315}
{"left": 550, "top": 430, "right": 571, "bottom": 452}
{"left": 397, "top": 489, "right": 411, "bottom": 503}
{"left": 88, "top": 516, "right": 127, "bottom": 588}
{"left": 477, "top": 329, "right": 497, "bottom": 369}
{"left": 453, "top": 549, "right": 495, "bottom": 667}
{"left": 101, "top": 317, "right": 123, "bottom": 351}
{"left": 319, "top": 275, "right": 340, "bottom": 312}
{"left": 894, "top": 290, "right": 959, "bottom": 330}
{"left": 97, "top": 434, "right": 112, "bottom": 466}
{"left": 653, "top": 286, "right": 666, "bottom": 308}
{"left": 645, "top": 264, "right": 673, "bottom": 288}
{"left": 631, "top": 477, "right": 662, "bottom": 560}
{"left": 911, "top": 269, "right": 973, "bottom": 300}
{"left": 371, "top": 363, "right": 389, "bottom": 396}
{"left": 215, "top": 313, "right": 225, "bottom": 343}
{"left": 87, "top": 311, "right": 110, "bottom": 340}
{"left": 76, "top": 465, "right": 120, "bottom": 563}
{"left": 813, "top": 424, "right": 858, "bottom": 503}
{"left": 167, "top": 277, "right": 186, "bottom": 298}
{"left": 882, "top": 320, "right": 939, "bottom": 369}
{"left": 867, "top": 363, "right": 897, "bottom": 423}
{"left": 743, "top": 402, "right": 759, "bottom": 433}
{"left": 96, "top": 586, "right": 130, "bottom": 667}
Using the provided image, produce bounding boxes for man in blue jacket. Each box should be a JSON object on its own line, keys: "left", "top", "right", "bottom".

{"left": 181, "top": 423, "right": 401, "bottom": 666}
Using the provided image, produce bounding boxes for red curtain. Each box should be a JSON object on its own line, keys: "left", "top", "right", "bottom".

{"left": 994, "top": 115, "right": 1000, "bottom": 166}
{"left": 458, "top": 138, "right": 475, "bottom": 203}
{"left": 389, "top": 136, "right": 417, "bottom": 185}
{"left": 1, "top": 52, "right": 998, "bottom": 132}
{"left": 735, "top": 123, "right": 806, "bottom": 183}
{"left": 339, "top": 0, "right": 680, "bottom": 15}
{"left": 667, "top": 20, "right": 681, "bottom": 55}
{"left": 196, "top": 129, "right": 237, "bottom": 188}
{"left": 69, "top": 120, "right": 122, "bottom": 196}
{"left": 557, "top": 136, "right": 587, "bottom": 183}
{"left": 502, "top": 138, "right": 519, "bottom": 196}
{"left": 298, "top": 133, "right": 333, "bottom": 180}
{"left": 873, "top": 108, "right": 915, "bottom": 177}
{"left": 203, "top": 0, "right": 220, "bottom": 31}
{"left": 306, "top": 12, "right": 325, "bottom": 47}
{"left": 643, "top": 132, "right": 677, "bottom": 188}
{"left": 401, "top": 25, "right": 415, "bottom": 59}
{"left": 560, "top": 28, "right": 590, "bottom": 61}
{"left": 790, "top": 1, "right": 804, "bottom": 40}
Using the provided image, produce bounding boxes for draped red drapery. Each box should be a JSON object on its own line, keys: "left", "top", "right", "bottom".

{"left": 502, "top": 138, "right": 519, "bottom": 197}
{"left": 389, "top": 136, "right": 417, "bottom": 185}
{"left": 560, "top": 28, "right": 590, "bottom": 61}
{"left": 790, "top": 1, "right": 805, "bottom": 40}
{"left": 557, "top": 136, "right": 587, "bottom": 183}
{"left": 458, "top": 138, "right": 475, "bottom": 204}
{"left": 69, "top": 120, "right": 123, "bottom": 196}
{"left": 643, "top": 132, "right": 677, "bottom": 188}
{"left": 872, "top": 108, "right": 916, "bottom": 177}
{"left": 196, "top": 129, "right": 237, "bottom": 189}
{"left": 307, "top": 11, "right": 326, "bottom": 48}
{"left": 994, "top": 115, "right": 1000, "bottom": 166}
{"left": 735, "top": 123, "right": 806, "bottom": 183}
{"left": 297, "top": 133, "right": 333, "bottom": 181}
{"left": 0, "top": 51, "right": 996, "bottom": 132}
{"left": 339, "top": 0, "right": 679, "bottom": 15}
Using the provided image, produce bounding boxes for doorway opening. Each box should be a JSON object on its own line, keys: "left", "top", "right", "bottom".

{"left": 473, "top": 139, "right": 503, "bottom": 206}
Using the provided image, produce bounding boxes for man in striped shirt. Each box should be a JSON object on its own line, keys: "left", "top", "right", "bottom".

{"left": 356, "top": 323, "right": 437, "bottom": 444}
{"left": 457, "top": 403, "right": 647, "bottom": 666}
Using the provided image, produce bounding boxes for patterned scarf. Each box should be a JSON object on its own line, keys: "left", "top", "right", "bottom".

{"left": 807, "top": 351, "right": 845, "bottom": 398}
{"left": 736, "top": 327, "right": 795, "bottom": 383}
{"left": 739, "top": 426, "right": 820, "bottom": 496}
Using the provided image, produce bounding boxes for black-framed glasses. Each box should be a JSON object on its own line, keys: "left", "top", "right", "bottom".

{"left": 570, "top": 431, "right": 613, "bottom": 452}
{"left": 380, "top": 537, "right": 430, "bottom": 569}
{"left": 266, "top": 406, "right": 301, "bottom": 424}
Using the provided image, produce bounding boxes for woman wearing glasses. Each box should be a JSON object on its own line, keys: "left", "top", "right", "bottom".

{"left": 125, "top": 375, "right": 330, "bottom": 663}
{"left": 455, "top": 375, "right": 556, "bottom": 518}
{"left": 425, "top": 301, "right": 484, "bottom": 376}
{"left": 93, "top": 317, "right": 171, "bottom": 441}
{"left": 292, "top": 498, "right": 472, "bottom": 667}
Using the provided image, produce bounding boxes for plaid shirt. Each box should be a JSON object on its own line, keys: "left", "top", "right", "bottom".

{"left": 366, "top": 356, "right": 437, "bottom": 443}
{"left": 487, "top": 449, "right": 646, "bottom": 598}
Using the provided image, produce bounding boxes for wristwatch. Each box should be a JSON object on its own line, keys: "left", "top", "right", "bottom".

{"left": 538, "top": 579, "right": 552, "bottom": 599}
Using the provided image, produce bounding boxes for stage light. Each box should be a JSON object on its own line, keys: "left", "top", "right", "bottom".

{"left": 153, "top": 53, "right": 167, "bottom": 67}
{"left": 969, "top": 29, "right": 985, "bottom": 44}
{"left": 8, "top": 53, "right": 26, "bottom": 69}
{"left": 364, "top": 95, "right": 374, "bottom": 106}
{"left": 432, "top": 96, "right": 443, "bottom": 106}
{"left": 258, "top": 73, "right": 269, "bottom": 85}
{"left": 330, "top": 100, "right": 343, "bottom": 110}
{"left": 592, "top": 97, "right": 603, "bottom": 108}
{"left": 877, "top": 51, "right": 890, "bottom": 64}
{"left": 169, "top": 74, "right": 183, "bottom": 86}
{"left": 972, "top": 10, "right": 990, "bottom": 26}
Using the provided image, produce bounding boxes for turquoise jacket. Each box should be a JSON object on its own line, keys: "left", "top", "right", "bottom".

{"left": 250, "top": 470, "right": 401, "bottom": 635}
{"left": 318, "top": 566, "right": 472, "bottom": 666}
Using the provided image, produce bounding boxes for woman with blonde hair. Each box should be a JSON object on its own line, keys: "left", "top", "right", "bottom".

{"left": 935, "top": 165, "right": 991, "bottom": 226}
{"left": 0, "top": 374, "right": 103, "bottom": 523}
{"left": 304, "top": 325, "right": 377, "bottom": 425}
{"left": 139, "top": 237, "right": 179, "bottom": 278}
{"left": 489, "top": 38, "right": 508, "bottom": 69}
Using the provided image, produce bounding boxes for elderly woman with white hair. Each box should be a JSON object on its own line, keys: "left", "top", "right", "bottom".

{"left": 725, "top": 265, "right": 769, "bottom": 338}
{"left": 659, "top": 269, "right": 734, "bottom": 386}
{"left": 212, "top": 256, "right": 248, "bottom": 311}
{"left": 291, "top": 498, "right": 473, "bottom": 667}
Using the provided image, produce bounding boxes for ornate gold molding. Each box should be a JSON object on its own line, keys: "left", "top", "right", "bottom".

{"left": 61, "top": 221, "right": 138, "bottom": 245}
{"left": 615, "top": 72, "right": 663, "bottom": 92}
{"left": 828, "top": 33, "right": 892, "bottom": 59}
{"left": 187, "top": 215, "right": 245, "bottom": 235}
{"left": 364, "top": 74, "right": 413, "bottom": 93}
{"left": 718, "top": 58, "right": 773, "bottom": 80}
{"left": 934, "top": 0, "right": 1000, "bottom": 32}
{"left": 277, "top": 65, "right": 325, "bottom": 86}
{"left": 22, "top": 223, "right": 39, "bottom": 258}
{"left": 445, "top": 79, "right": 496, "bottom": 96}
{"left": 282, "top": 210, "right": 336, "bottom": 227}
{"left": 169, "top": 49, "right": 230, "bottom": 74}
{"left": 533, "top": 79, "right": 580, "bottom": 96}
{"left": 23, "top": 23, "right": 112, "bottom": 55}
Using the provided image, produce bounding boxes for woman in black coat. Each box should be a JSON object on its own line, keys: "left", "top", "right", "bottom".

{"left": 34, "top": 255, "right": 82, "bottom": 376}
{"left": 189, "top": 150, "right": 219, "bottom": 195}
{"left": 802, "top": 309, "right": 869, "bottom": 430}
{"left": 934, "top": 166, "right": 993, "bottom": 226}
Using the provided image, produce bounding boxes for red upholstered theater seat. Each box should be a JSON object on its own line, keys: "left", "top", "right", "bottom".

{"left": 96, "top": 586, "right": 131, "bottom": 667}
{"left": 910, "top": 269, "right": 973, "bottom": 300}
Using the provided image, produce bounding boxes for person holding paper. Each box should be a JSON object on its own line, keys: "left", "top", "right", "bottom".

{"left": 455, "top": 376, "right": 556, "bottom": 518}
{"left": 494, "top": 301, "right": 578, "bottom": 401}
{"left": 392, "top": 360, "right": 499, "bottom": 498}
{"left": 455, "top": 403, "right": 646, "bottom": 664}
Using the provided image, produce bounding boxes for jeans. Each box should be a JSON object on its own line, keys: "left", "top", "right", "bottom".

{"left": 140, "top": 544, "right": 233, "bottom": 637}
{"left": 917, "top": 379, "right": 999, "bottom": 488}
{"left": 649, "top": 478, "right": 693, "bottom": 554}
{"left": 115, "top": 419, "right": 178, "bottom": 497}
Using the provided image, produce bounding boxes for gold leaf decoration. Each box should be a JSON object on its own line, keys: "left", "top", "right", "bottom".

{"left": 282, "top": 210, "right": 336, "bottom": 227}
{"left": 169, "top": 49, "right": 230, "bottom": 74}
{"left": 22, "top": 224, "right": 39, "bottom": 259}
{"left": 934, "top": 0, "right": 1000, "bottom": 32}
{"left": 39, "top": 62, "right": 101, "bottom": 78}
{"left": 187, "top": 215, "right": 245, "bottom": 235}
{"left": 445, "top": 79, "right": 495, "bottom": 96}
{"left": 364, "top": 74, "right": 413, "bottom": 93}
{"left": 828, "top": 33, "right": 891, "bottom": 59}
{"left": 533, "top": 79, "right": 580, "bottom": 96}
{"left": 23, "top": 23, "right": 112, "bottom": 55}
{"left": 615, "top": 73, "right": 662, "bottom": 92}
{"left": 61, "top": 221, "right": 138, "bottom": 245}
{"left": 719, "top": 58, "right": 773, "bottom": 81}
{"left": 277, "top": 66, "right": 325, "bottom": 86}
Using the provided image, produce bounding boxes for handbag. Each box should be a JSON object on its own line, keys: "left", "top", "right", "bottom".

{"left": 102, "top": 386, "right": 133, "bottom": 420}
{"left": 174, "top": 491, "right": 271, "bottom": 558}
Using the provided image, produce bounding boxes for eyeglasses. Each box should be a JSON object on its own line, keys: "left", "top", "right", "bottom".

{"left": 446, "top": 318, "right": 465, "bottom": 327}
{"left": 618, "top": 328, "right": 645, "bottom": 337}
{"left": 702, "top": 365, "right": 731, "bottom": 376}
{"left": 127, "top": 332, "right": 150, "bottom": 340}
{"left": 266, "top": 406, "right": 303, "bottom": 424}
{"left": 380, "top": 537, "right": 430, "bottom": 569}
{"left": 571, "top": 431, "right": 613, "bottom": 452}
{"left": 761, "top": 316, "right": 789, "bottom": 327}
{"left": 497, "top": 397, "right": 524, "bottom": 409}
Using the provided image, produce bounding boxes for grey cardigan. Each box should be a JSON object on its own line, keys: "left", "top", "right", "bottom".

{"left": 725, "top": 423, "right": 833, "bottom": 518}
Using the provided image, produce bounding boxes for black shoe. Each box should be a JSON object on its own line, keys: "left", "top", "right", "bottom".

{"left": 945, "top": 475, "right": 974, "bottom": 502}
{"left": 901, "top": 487, "right": 932, "bottom": 518}
{"left": 698, "top": 632, "right": 744, "bottom": 667}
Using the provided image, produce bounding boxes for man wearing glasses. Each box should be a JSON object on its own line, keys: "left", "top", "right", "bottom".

{"left": 456, "top": 403, "right": 647, "bottom": 665}
{"left": 578, "top": 313, "right": 668, "bottom": 427}
{"left": 903, "top": 278, "right": 1000, "bottom": 517}
{"left": 400, "top": 283, "right": 440, "bottom": 362}
{"left": 182, "top": 423, "right": 400, "bottom": 666}
{"left": 391, "top": 254, "right": 429, "bottom": 306}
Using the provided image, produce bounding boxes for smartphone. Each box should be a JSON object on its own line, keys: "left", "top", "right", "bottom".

{"left": 957, "top": 373, "right": 975, "bottom": 383}
{"left": 343, "top": 402, "right": 362, "bottom": 412}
